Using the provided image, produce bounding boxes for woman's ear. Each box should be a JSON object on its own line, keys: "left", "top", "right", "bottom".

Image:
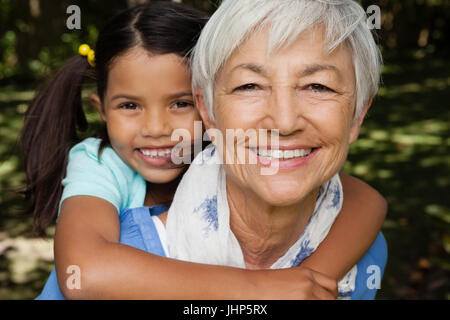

{"left": 89, "top": 94, "right": 106, "bottom": 121}
{"left": 349, "top": 98, "right": 373, "bottom": 144}
{"left": 194, "top": 89, "right": 216, "bottom": 130}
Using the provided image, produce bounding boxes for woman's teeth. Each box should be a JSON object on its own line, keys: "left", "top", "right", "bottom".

{"left": 251, "top": 148, "right": 313, "bottom": 160}
{"left": 139, "top": 148, "right": 172, "bottom": 158}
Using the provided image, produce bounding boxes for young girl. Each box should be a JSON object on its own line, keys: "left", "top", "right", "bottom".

{"left": 22, "top": 2, "right": 387, "bottom": 299}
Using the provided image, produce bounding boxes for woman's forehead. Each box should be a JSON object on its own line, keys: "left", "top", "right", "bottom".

{"left": 221, "top": 26, "right": 354, "bottom": 79}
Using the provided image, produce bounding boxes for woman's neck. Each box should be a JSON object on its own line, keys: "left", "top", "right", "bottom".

{"left": 226, "top": 177, "right": 319, "bottom": 270}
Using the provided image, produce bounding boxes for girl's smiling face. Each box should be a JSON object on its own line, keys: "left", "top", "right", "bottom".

{"left": 93, "top": 47, "right": 201, "bottom": 183}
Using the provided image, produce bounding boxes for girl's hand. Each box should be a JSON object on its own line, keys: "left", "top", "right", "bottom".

{"left": 248, "top": 266, "right": 338, "bottom": 300}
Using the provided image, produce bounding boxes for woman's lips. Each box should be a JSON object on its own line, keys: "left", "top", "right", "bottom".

{"left": 249, "top": 147, "right": 320, "bottom": 170}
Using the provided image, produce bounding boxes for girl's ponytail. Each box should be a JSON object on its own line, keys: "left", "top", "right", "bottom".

{"left": 21, "top": 55, "right": 90, "bottom": 235}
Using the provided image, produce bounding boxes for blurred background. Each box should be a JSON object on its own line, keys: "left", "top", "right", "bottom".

{"left": 0, "top": 0, "right": 449, "bottom": 300}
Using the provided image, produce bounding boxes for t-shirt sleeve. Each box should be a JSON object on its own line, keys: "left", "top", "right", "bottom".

{"left": 59, "top": 139, "right": 123, "bottom": 214}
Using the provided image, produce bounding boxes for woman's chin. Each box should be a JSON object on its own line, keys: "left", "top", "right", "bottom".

{"left": 264, "top": 196, "right": 302, "bottom": 207}
{"left": 257, "top": 185, "right": 310, "bottom": 207}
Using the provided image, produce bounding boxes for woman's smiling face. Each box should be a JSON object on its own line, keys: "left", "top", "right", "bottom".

{"left": 95, "top": 47, "right": 201, "bottom": 184}
{"left": 206, "top": 26, "right": 368, "bottom": 206}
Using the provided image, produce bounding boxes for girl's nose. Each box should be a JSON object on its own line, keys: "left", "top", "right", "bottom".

{"left": 140, "top": 107, "right": 172, "bottom": 138}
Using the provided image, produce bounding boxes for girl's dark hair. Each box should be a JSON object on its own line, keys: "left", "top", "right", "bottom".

{"left": 20, "top": 2, "right": 208, "bottom": 235}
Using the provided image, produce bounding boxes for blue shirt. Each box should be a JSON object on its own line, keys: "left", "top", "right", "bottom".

{"left": 36, "top": 206, "right": 387, "bottom": 300}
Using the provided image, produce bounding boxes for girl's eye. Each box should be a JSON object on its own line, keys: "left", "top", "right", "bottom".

{"left": 307, "top": 84, "right": 334, "bottom": 93}
{"left": 233, "top": 83, "right": 261, "bottom": 92}
{"left": 119, "top": 102, "right": 139, "bottom": 110}
{"left": 171, "top": 101, "right": 194, "bottom": 109}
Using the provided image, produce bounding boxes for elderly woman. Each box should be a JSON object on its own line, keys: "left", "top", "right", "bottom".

{"left": 166, "top": 0, "right": 386, "bottom": 298}
{"left": 37, "top": 0, "right": 386, "bottom": 300}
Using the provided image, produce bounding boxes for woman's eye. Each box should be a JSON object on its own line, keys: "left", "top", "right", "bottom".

{"left": 233, "top": 83, "right": 261, "bottom": 92}
{"left": 119, "top": 102, "right": 139, "bottom": 110}
{"left": 307, "top": 84, "right": 333, "bottom": 93}
{"left": 172, "top": 101, "right": 194, "bottom": 109}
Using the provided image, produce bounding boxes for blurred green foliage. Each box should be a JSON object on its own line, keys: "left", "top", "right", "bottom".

{"left": 0, "top": 0, "right": 449, "bottom": 83}
{"left": 0, "top": 0, "right": 223, "bottom": 83}
{"left": 0, "top": 0, "right": 449, "bottom": 300}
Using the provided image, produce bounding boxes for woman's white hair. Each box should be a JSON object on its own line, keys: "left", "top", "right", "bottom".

{"left": 191, "top": 0, "right": 382, "bottom": 122}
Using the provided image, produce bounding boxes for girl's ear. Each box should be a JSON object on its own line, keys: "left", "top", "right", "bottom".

{"left": 90, "top": 94, "right": 106, "bottom": 121}
{"left": 349, "top": 98, "right": 372, "bottom": 144}
{"left": 194, "top": 89, "right": 216, "bottom": 130}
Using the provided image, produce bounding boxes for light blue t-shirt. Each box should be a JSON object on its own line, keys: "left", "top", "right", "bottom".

{"left": 59, "top": 137, "right": 147, "bottom": 215}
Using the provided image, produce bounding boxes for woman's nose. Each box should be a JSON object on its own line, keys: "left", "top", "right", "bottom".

{"left": 268, "top": 87, "right": 303, "bottom": 135}
{"left": 140, "top": 107, "right": 171, "bottom": 138}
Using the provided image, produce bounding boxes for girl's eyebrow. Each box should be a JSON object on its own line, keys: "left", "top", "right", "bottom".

{"left": 111, "top": 92, "right": 193, "bottom": 101}
{"left": 167, "top": 92, "right": 193, "bottom": 99}
{"left": 111, "top": 94, "right": 141, "bottom": 101}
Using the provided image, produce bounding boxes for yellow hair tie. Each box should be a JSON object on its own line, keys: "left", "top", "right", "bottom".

{"left": 78, "top": 44, "right": 95, "bottom": 67}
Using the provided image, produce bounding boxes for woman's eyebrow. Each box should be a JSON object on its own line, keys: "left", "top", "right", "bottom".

{"left": 231, "top": 63, "right": 268, "bottom": 77}
{"left": 299, "top": 64, "right": 343, "bottom": 80}
{"left": 230, "top": 63, "right": 342, "bottom": 80}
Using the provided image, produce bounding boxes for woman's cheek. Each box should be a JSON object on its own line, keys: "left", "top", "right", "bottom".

{"left": 171, "top": 114, "right": 201, "bottom": 143}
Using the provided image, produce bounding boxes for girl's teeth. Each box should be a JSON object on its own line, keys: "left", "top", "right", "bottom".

{"left": 141, "top": 148, "right": 172, "bottom": 157}
{"left": 252, "top": 148, "right": 313, "bottom": 160}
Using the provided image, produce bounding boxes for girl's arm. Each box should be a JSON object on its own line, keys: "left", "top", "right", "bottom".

{"left": 56, "top": 196, "right": 337, "bottom": 299}
{"left": 55, "top": 173, "right": 385, "bottom": 300}
{"left": 300, "top": 173, "right": 387, "bottom": 281}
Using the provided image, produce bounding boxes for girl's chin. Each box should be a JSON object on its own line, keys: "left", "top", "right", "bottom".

{"left": 140, "top": 167, "right": 186, "bottom": 184}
